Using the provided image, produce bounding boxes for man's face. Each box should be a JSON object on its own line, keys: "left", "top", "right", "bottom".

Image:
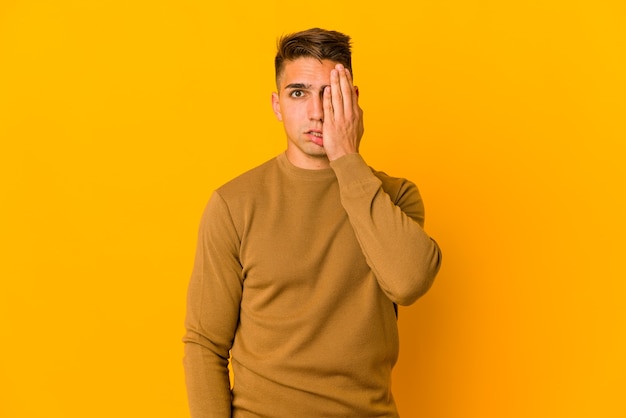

{"left": 272, "top": 57, "right": 339, "bottom": 169}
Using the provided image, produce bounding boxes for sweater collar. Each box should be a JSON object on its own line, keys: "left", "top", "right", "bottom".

{"left": 277, "top": 152, "right": 337, "bottom": 181}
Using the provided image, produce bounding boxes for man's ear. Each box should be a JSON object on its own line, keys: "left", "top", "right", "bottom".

{"left": 271, "top": 92, "right": 282, "bottom": 121}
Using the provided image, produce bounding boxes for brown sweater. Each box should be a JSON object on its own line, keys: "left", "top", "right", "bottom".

{"left": 183, "top": 152, "right": 441, "bottom": 417}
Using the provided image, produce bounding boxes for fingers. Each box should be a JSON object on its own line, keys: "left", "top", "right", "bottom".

{"left": 323, "top": 84, "right": 332, "bottom": 121}
{"left": 322, "top": 64, "right": 363, "bottom": 160}
{"left": 341, "top": 66, "right": 358, "bottom": 115}
{"left": 330, "top": 67, "right": 343, "bottom": 119}
{"left": 329, "top": 64, "right": 357, "bottom": 119}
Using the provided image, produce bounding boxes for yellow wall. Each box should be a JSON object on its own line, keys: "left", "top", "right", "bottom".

{"left": 1, "top": 1, "right": 624, "bottom": 417}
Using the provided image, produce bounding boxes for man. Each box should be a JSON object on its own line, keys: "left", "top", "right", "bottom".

{"left": 183, "top": 28, "right": 442, "bottom": 417}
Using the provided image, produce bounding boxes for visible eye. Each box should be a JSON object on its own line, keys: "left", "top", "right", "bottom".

{"left": 290, "top": 90, "right": 305, "bottom": 98}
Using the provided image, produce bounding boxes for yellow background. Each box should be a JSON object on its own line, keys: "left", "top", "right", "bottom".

{"left": 1, "top": 1, "right": 625, "bottom": 417}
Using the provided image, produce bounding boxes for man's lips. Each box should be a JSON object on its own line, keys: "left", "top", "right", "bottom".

{"left": 306, "top": 130, "right": 324, "bottom": 146}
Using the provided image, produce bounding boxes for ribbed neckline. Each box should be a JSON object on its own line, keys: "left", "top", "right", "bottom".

{"left": 276, "top": 152, "right": 337, "bottom": 181}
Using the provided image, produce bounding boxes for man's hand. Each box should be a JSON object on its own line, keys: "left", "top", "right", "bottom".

{"left": 322, "top": 64, "right": 364, "bottom": 161}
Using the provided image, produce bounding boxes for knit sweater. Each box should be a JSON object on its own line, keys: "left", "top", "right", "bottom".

{"left": 183, "top": 152, "right": 441, "bottom": 418}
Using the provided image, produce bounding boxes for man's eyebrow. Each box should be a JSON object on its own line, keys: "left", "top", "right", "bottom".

{"left": 284, "top": 83, "right": 331, "bottom": 92}
{"left": 284, "top": 83, "right": 311, "bottom": 90}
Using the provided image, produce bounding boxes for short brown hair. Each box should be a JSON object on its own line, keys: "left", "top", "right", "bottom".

{"left": 274, "top": 28, "right": 353, "bottom": 88}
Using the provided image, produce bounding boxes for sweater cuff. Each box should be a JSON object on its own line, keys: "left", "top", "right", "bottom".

{"left": 330, "top": 153, "right": 380, "bottom": 192}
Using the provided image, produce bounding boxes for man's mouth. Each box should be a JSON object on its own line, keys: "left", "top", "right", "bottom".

{"left": 307, "top": 130, "right": 324, "bottom": 146}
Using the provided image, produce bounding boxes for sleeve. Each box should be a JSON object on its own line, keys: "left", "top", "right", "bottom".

{"left": 182, "top": 191, "right": 243, "bottom": 418}
{"left": 330, "top": 153, "right": 442, "bottom": 306}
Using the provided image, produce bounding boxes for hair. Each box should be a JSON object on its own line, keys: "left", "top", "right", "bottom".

{"left": 274, "top": 28, "right": 353, "bottom": 88}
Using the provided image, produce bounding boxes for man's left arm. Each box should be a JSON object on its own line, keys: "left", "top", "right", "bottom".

{"left": 323, "top": 64, "right": 441, "bottom": 305}
{"left": 331, "top": 154, "right": 442, "bottom": 305}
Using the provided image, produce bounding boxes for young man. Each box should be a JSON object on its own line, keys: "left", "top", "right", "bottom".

{"left": 183, "top": 28, "right": 442, "bottom": 417}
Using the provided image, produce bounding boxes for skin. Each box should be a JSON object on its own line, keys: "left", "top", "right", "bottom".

{"left": 271, "top": 58, "right": 364, "bottom": 170}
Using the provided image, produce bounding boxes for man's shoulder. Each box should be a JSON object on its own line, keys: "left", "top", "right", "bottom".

{"left": 371, "top": 168, "right": 407, "bottom": 184}
{"left": 371, "top": 168, "right": 418, "bottom": 198}
{"left": 216, "top": 155, "right": 280, "bottom": 196}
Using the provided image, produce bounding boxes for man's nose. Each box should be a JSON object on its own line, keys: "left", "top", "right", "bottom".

{"left": 309, "top": 92, "right": 324, "bottom": 121}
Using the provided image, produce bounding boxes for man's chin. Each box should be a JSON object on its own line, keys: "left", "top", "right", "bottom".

{"left": 306, "top": 149, "right": 328, "bottom": 158}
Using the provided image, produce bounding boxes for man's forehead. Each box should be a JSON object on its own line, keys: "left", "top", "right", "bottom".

{"left": 279, "top": 58, "right": 337, "bottom": 89}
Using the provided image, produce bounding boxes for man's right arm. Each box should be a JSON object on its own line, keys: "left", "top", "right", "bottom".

{"left": 183, "top": 192, "right": 243, "bottom": 418}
